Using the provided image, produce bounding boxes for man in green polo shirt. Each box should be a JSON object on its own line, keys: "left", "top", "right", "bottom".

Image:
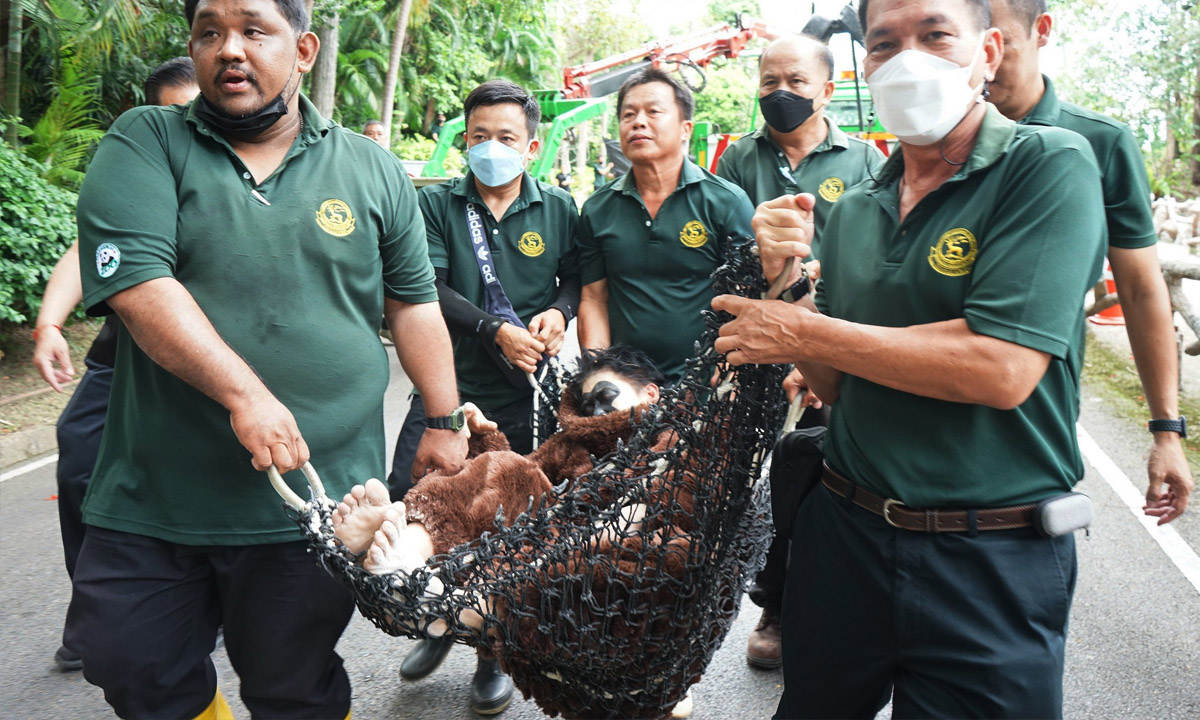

{"left": 717, "top": 34, "right": 884, "bottom": 235}
{"left": 988, "top": 0, "right": 1191, "bottom": 522}
{"left": 578, "top": 68, "right": 755, "bottom": 382}
{"left": 65, "top": 0, "right": 465, "bottom": 717}
{"left": 714, "top": 32, "right": 886, "bottom": 671}
{"left": 385, "top": 79, "right": 580, "bottom": 715}
{"left": 716, "top": 0, "right": 1105, "bottom": 716}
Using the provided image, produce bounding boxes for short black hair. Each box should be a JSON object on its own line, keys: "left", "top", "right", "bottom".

{"left": 185, "top": 0, "right": 309, "bottom": 34}
{"left": 858, "top": 0, "right": 991, "bottom": 36}
{"left": 463, "top": 80, "right": 541, "bottom": 140}
{"left": 363, "top": 119, "right": 383, "bottom": 131}
{"left": 616, "top": 67, "right": 695, "bottom": 121}
{"left": 570, "top": 345, "right": 666, "bottom": 405}
{"left": 1003, "top": 0, "right": 1046, "bottom": 29}
{"left": 144, "top": 57, "right": 196, "bottom": 106}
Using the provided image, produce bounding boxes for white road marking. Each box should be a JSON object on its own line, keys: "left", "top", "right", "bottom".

{"left": 0, "top": 454, "right": 59, "bottom": 483}
{"left": 1077, "top": 424, "right": 1200, "bottom": 595}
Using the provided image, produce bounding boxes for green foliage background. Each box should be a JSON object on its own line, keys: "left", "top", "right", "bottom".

{"left": 0, "top": 128, "right": 79, "bottom": 331}
{"left": 4, "top": 0, "right": 1196, "bottom": 341}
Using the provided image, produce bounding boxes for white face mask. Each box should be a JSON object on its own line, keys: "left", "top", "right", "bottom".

{"left": 867, "top": 38, "right": 985, "bottom": 146}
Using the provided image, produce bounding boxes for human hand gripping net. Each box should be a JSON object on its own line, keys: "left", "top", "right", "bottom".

{"left": 272, "top": 238, "right": 790, "bottom": 719}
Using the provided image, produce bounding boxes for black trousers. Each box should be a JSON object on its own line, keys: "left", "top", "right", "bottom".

{"left": 66, "top": 526, "right": 354, "bottom": 719}
{"left": 775, "top": 483, "right": 1076, "bottom": 720}
{"left": 750, "top": 404, "right": 830, "bottom": 609}
{"left": 387, "top": 393, "right": 533, "bottom": 501}
{"left": 55, "top": 358, "right": 113, "bottom": 578}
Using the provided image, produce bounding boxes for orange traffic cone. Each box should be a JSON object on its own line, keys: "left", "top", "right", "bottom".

{"left": 1089, "top": 260, "right": 1125, "bottom": 326}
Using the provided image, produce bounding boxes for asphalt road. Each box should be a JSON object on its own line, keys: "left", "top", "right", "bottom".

{"left": 1, "top": 358, "right": 1198, "bottom": 719}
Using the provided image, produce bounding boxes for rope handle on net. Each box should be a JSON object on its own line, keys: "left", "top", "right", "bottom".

{"left": 782, "top": 393, "right": 807, "bottom": 433}
{"left": 762, "top": 256, "right": 797, "bottom": 301}
{"left": 266, "top": 462, "right": 327, "bottom": 511}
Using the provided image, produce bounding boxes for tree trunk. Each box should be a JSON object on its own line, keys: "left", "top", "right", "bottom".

{"left": 380, "top": 0, "right": 413, "bottom": 146}
{"left": 558, "top": 137, "right": 570, "bottom": 178}
{"left": 4, "top": 0, "right": 20, "bottom": 146}
{"left": 423, "top": 96, "right": 435, "bottom": 135}
{"left": 304, "top": 0, "right": 315, "bottom": 26}
{"left": 575, "top": 120, "right": 589, "bottom": 180}
{"left": 310, "top": 12, "right": 339, "bottom": 118}
{"left": 1192, "top": 62, "right": 1200, "bottom": 187}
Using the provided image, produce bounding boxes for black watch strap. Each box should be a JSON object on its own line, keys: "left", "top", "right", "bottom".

{"left": 1148, "top": 416, "right": 1187, "bottom": 438}
{"left": 779, "top": 267, "right": 811, "bottom": 304}
{"left": 426, "top": 407, "right": 466, "bottom": 432}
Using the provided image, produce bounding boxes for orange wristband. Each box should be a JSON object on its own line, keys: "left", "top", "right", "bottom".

{"left": 32, "top": 324, "right": 62, "bottom": 340}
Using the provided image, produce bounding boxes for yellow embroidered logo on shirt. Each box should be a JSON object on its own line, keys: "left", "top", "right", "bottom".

{"left": 680, "top": 220, "right": 708, "bottom": 248}
{"left": 315, "top": 199, "right": 356, "bottom": 237}
{"left": 818, "top": 177, "right": 845, "bottom": 202}
{"left": 519, "top": 231, "right": 545, "bottom": 257}
{"left": 928, "top": 228, "right": 978, "bottom": 277}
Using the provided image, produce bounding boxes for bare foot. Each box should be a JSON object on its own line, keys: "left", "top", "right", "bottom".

{"left": 670, "top": 689, "right": 694, "bottom": 718}
{"left": 364, "top": 509, "right": 427, "bottom": 575}
{"left": 331, "top": 478, "right": 405, "bottom": 554}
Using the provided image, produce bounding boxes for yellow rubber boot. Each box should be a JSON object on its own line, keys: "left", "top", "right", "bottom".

{"left": 192, "top": 689, "right": 235, "bottom": 720}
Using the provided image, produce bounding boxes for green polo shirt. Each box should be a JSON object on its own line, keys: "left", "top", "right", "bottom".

{"left": 421, "top": 171, "right": 580, "bottom": 410}
{"left": 77, "top": 95, "right": 437, "bottom": 545}
{"left": 715, "top": 118, "right": 885, "bottom": 237}
{"left": 815, "top": 106, "right": 1106, "bottom": 507}
{"left": 1022, "top": 75, "right": 1156, "bottom": 250}
{"left": 579, "top": 159, "right": 755, "bottom": 381}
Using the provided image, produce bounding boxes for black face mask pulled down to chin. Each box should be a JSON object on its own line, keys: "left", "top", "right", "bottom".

{"left": 759, "top": 89, "right": 817, "bottom": 134}
{"left": 193, "top": 91, "right": 289, "bottom": 139}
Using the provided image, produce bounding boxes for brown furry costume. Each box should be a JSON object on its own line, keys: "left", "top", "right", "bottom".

{"left": 403, "top": 392, "right": 671, "bottom": 554}
{"left": 399, "top": 394, "right": 717, "bottom": 719}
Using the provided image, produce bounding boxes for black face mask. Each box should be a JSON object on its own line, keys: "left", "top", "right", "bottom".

{"left": 193, "top": 89, "right": 289, "bottom": 139}
{"left": 759, "top": 90, "right": 817, "bottom": 133}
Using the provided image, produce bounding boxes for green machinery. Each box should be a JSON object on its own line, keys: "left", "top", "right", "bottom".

{"left": 421, "top": 17, "right": 772, "bottom": 181}
{"left": 423, "top": 94, "right": 609, "bottom": 181}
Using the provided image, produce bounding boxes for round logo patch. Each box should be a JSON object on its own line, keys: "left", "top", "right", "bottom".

{"left": 96, "top": 243, "right": 121, "bottom": 278}
{"left": 680, "top": 220, "right": 708, "bottom": 248}
{"left": 518, "top": 231, "right": 545, "bottom": 257}
{"left": 928, "top": 228, "right": 978, "bottom": 277}
{"left": 818, "top": 177, "right": 845, "bottom": 202}
{"left": 315, "top": 199, "right": 356, "bottom": 237}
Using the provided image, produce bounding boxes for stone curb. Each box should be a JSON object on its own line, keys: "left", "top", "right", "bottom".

{"left": 0, "top": 424, "right": 58, "bottom": 472}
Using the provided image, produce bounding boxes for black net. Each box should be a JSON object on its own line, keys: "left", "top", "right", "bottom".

{"left": 285, "top": 239, "right": 789, "bottom": 719}
{"left": 531, "top": 357, "right": 568, "bottom": 447}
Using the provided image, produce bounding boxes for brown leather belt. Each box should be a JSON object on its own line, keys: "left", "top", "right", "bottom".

{"left": 821, "top": 465, "right": 1036, "bottom": 533}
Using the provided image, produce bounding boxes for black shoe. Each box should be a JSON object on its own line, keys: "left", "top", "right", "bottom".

{"left": 469, "top": 657, "right": 513, "bottom": 715}
{"left": 399, "top": 635, "right": 455, "bottom": 681}
{"left": 53, "top": 645, "right": 83, "bottom": 672}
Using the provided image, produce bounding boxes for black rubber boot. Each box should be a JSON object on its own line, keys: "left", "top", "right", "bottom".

{"left": 469, "top": 656, "right": 514, "bottom": 715}
{"left": 399, "top": 635, "right": 454, "bottom": 681}
{"left": 53, "top": 645, "right": 83, "bottom": 672}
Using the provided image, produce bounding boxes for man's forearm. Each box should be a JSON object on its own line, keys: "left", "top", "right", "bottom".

{"left": 551, "top": 273, "right": 582, "bottom": 323}
{"left": 1110, "top": 247, "right": 1179, "bottom": 418}
{"left": 793, "top": 360, "right": 844, "bottom": 404}
{"left": 801, "top": 314, "right": 1049, "bottom": 409}
{"left": 386, "top": 298, "right": 460, "bottom": 415}
{"left": 578, "top": 281, "right": 610, "bottom": 350}
{"left": 108, "top": 277, "right": 275, "bottom": 412}
{"left": 37, "top": 241, "right": 85, "bottom": 328}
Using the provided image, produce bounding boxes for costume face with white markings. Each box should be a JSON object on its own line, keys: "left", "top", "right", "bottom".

{"left": 578, "top": 369, "right": 659, "bottom": 417}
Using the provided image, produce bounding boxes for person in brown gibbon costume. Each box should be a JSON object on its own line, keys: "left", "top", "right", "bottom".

{"left": 331, "top": 345, "right": 713, "bottom": 718}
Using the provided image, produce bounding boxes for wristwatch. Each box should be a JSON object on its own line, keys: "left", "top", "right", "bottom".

{"left": 779, "top": 266, "right": 811, "bottom": 304}
{"left": 426, "top": 407, "right": 466, "bottom": 432}
{"left": 1148, "top": 416, "right": 1187, "bottom": 438}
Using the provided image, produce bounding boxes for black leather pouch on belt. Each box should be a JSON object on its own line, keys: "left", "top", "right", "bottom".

{"left": 769, "top": 426, "right": 826, "bottom": 543}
